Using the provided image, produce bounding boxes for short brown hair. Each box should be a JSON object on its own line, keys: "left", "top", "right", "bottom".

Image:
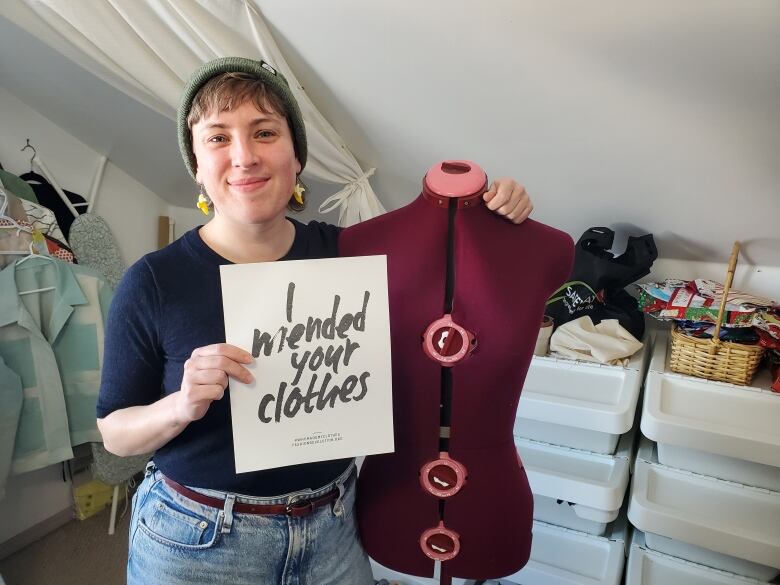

{"left": 187, "top": 72, "right": 292, "bottom": 139}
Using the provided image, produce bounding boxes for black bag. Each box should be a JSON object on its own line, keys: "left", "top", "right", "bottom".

{"left": 545, "top": 227, "right": 657, "bottom": 340}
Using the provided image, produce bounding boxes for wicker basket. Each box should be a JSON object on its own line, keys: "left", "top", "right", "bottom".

{"left": 669, "top": 242, "right": 765, "bottom": 386}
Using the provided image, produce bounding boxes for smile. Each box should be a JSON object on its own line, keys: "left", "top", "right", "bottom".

{"left": 228, "top": 177, "right": 270, "bottom": 191}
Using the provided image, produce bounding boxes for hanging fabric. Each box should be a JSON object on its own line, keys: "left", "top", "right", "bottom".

{"left": 19, "top": 198, "right": 70, "bottom": 248}
{"left": 68, "top": 156, "right": 127, "bottom": 288}
{"left": 0, "top": 226, "right": 34, "bottom": 269}
{"left": 20, "top": 170, "right": 86, "bottom": 239}
{"left": 0, "top": 184, "right": 31, "bottom": 225}
{"left": 0, "top": 355, "right": 23, "bottom": 501}
{"left": 0, "top": 0, "right": 385, "bottom": 226}
{"left": 0, "top": 185, "right": 75, "bottom": 265}
{"left": 0, "top": 185, "right": 36, "bottom": 268}
{"left": 0, "top": 169, "right": 38, "bottom": 204}
{"left": 0, "top": 255, "right": 113, "bottom": 474}
{"left": 0, "top": 146, "right": 69, "bottom": 243}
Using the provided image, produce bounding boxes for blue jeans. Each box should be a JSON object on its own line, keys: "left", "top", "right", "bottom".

{"left": 127, "top": 461, "right": 374, "bottom": 585}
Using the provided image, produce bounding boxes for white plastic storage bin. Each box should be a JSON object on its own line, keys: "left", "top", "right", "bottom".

{"left": 515, "top": 341, "right": 649, "bottom": 454}
{"left": 641, "top": 332, "right": 780, "bottom": 490}
{"left": 516, "top": 426, "right": 635, "bottom": 536}
{"left": 628, "top": 437, "right": 780, "bottom": 572}
{"left": 503, "top": 515, "right": 628, "bottom": 585}
{"left": 514, "top": 418, "right": 620, "bottom": 455}
{"left": 656, "top": 443, "right": 780, "bottom": 493}
{"left": 627, "top": 531, "right": 773, "bottom": 585}
{"left": 532, "top": 495, "right": 614, "bottom": 536}
{"left": 644, "top": 532, "right": 780, "bottom": 582}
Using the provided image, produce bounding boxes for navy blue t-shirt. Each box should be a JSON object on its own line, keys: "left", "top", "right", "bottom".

{"left": 97, "top": 219, "right": 352, "bottom": 495}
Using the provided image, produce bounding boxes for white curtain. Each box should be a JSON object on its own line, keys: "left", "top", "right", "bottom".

{"left": 0, "top": 0, "right": 385, "bottom": 226}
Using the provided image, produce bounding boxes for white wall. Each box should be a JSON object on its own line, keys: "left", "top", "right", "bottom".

{"left": 258, "top": 0, "right": 780, "bottom": 268}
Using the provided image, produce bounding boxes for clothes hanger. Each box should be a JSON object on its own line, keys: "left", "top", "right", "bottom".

{"left": 16, "top": 247, "right": 55, "bottom": 268}
{"left": 16, "top": 246, "right": 57, "bottom": 296}
{"left": 0, "top": 223, "right": 39, "bottom": 255}
{"left": 10, "top": 201, "right": 58, "bottom": 296}
{"left": 0, "top": 237, "right": 57, "bottom": 295}
{"left": 0, "top": 188, "right": 33, "bottom": 229}
{"left": 20, "top": 140, "right": 80, "bottom": 219}
{"left": 0, "top": 188, "right": 33, "bottom": 237}
{"left": 19, "top": 140, "right": 48, "bottom": 184}
{"left": 21, "top": 139, "right": 36, "bottom": 173}
{"left": 1, "top": 187, "right": 53, "bottom": 273}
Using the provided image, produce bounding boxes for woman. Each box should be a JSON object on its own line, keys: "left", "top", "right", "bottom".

{"left": 96, "top": 57, "right": 534, "bottom": 584}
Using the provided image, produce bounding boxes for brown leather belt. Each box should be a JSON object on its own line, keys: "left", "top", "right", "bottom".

{"left": 162, "top": 475, "right": 339, "bottom": 518}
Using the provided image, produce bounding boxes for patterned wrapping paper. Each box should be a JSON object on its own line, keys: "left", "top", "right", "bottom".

{"left": 692, "top": 279, "right": 779, "bottom": 309}
{"left": 20, "top": 198, "right": 68, "bottom": 245}
{"left": 755, "top": 311, "right": 780, "bottom": 343}
{"left": 636, "top": 279, "right": 780, "bottom": 342}
{"left": 637, "top": 279, "right": 776, "bottom": 325}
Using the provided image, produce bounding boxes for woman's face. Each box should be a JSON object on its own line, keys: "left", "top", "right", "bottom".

{"left": 191, "top": 99, "right": 301, "bottom": 226}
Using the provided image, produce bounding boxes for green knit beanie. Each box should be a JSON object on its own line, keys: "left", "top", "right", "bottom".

{"left": 177, "top": 56, "right": 307, "bottom": 180}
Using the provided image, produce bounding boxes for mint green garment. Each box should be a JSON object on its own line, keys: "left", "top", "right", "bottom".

{"left": 0, "top": 257, "right": 112, "bottom": 475}
{"left": 0, "top": 356, "right": 23, "bottom": 500}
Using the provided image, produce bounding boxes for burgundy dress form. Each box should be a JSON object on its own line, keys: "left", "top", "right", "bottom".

{"left": 339, "top": 161, "right": 574, "bottom": 581}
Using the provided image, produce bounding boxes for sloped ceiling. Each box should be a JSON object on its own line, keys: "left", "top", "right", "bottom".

{"left": 1, "top": 1, "right": 778, "bottom": 266}
{"left": 0, "top": 14, "right": 191, "bottom": 204}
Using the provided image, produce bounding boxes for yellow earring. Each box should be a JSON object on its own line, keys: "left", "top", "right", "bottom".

{"left": 293, "top": 182, "right": 305, "bottom": 206}
{"left": 197, "top": 192, "right": 210, "bottom": 215}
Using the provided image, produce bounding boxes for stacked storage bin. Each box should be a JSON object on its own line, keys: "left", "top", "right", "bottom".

{"left": 502, "top": 340, "right": 652, "bottom": 584}
{"left": 627, "top": 332, "right": 780, "bottom": 584}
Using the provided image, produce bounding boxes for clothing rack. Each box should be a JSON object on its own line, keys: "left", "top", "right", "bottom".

{"left": 31, "top": 154, "right": 80, "bottom": 218}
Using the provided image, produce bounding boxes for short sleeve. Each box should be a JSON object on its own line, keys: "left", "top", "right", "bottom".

{"left": 96, "top": 259, "right": 164, "bottom": 418}
{"left": 304, "top": 220, "right": 341, "bottom": 259}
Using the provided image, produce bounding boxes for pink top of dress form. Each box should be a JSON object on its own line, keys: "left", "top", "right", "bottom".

{"left": 423, "top": 160, "right": 487, "bottom": 199}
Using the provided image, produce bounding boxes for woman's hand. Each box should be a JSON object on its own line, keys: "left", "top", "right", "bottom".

{"left": 175, "top": 343, "right": 254, "bottom": 423}
{"left": 483, "top": 178, "right": 533, "bottom": 224}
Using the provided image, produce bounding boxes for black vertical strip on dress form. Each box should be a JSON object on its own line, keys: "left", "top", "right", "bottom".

{"left": 444, "top": 199, "right": 457, "bottom": 314}
{"left": 437, "top": 200, "right": 458, "bottom": 528}
{"left": 440, "top": 368, "right": 452, "bottom": 452}
{"left": 439, "top": 199, "right": 457, "bottom": 453}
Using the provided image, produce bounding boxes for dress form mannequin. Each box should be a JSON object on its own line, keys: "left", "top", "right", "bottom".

{"left": 339, "top": 161, "right": 574, "bottom": 582}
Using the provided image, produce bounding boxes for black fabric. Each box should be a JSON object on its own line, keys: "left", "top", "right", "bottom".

{"left": 573, "top": 227, "right": 657, "bottom": 290}
{"left": 20, "top": 171, "right": 87, "bottom": 238}
{"left": 545, "top": 227, "right": 657, "bottom": 339}
{"left": 97, "top": 219, "right": 351, "bottom": 496}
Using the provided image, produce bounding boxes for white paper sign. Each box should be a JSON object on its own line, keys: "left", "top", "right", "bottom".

{"left": 220, "top": 255, "right": 394, "bottom": 473}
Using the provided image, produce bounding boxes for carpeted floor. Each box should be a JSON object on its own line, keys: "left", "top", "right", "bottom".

{"left": 0, "top": 504, "right": 130, "bottom": 585}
